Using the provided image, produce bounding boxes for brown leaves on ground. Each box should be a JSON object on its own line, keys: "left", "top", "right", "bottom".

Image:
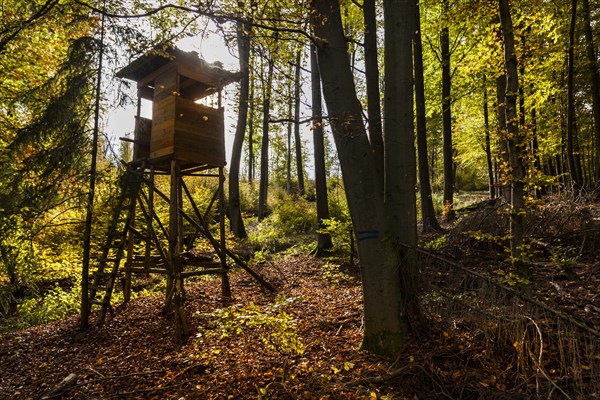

{"left": 0, "top": 256, "right": 394, "bottom": 400}
{"left": 2, "top": 193, "right": 599, "bottom": 400}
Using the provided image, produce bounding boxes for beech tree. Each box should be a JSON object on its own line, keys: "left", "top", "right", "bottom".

{"left": 498, "top": 0, "right": 526, "bottom": 264}
{"left": 414, "top": 0, "right": 441, "bottom": 232}
{"left": 228, "top": 2, "right": 251, "bottom": 238}
{"left": 310, "top": 0, "right": 417, "bottom": 354}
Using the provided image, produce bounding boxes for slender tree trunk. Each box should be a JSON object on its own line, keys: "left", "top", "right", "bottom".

{"left": 414, "top": 0, "right": 441, "bottom": 232}
{"left": 483, "top": 75, "right": 495, "bottom": 199}
{"left": 258, "top": 58, "right": 274, "bottom": 220}
{"left": 441, "top": 0, "right": 454, "bottom": 221}
{"left": 294, "top": 50, "right": 305, "bottom": 195}
{"left": 311, "top": 44, "right": 333, "bottom": 254}
{"left": 499, "top": 0, "right": 526, "bottom": 266}
{"left": 581, "top": 0, "right": 600, "bottom": 186}
{"left": 286, "top": 64, "right": 293, "bottom": 194}
{"left": 496, "top": 74, "right": 510, "bottom": 200}
{"left": 567, "top": 0, "right": 583, "bottom": 189}
{"left": 363, "top": 0, "right": 384, "bottom": 181}
{"left": 228, "top": 8, "right": 250, "bottom": 238}
{"left": 532, "top": 108, "right": 544, "bottom": 197}
{"left": 80, "top": 8, "right": 105, "bottom": 330}
{"left": 248, "top": 79, "right": 255, "bottom": 183}
{"left": 311, "top": 0, "right": 413, "bottom": 355}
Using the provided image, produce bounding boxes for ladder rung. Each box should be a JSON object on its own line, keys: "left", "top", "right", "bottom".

{"left": 89, "top": 285, "right": 107, "bottom": 291}
{"left": 91, "top": 299, "right": 106, "bottom": 306}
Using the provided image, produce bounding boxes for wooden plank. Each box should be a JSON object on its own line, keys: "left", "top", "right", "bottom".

{"left": 137, "top": 64, "right": 177, "bottom": 92}
{"left": 181, "top": 268, "right": 227, "bottom": 277}
{"left": 183, "top": 261, "right": 221, "bottom": 268}
{"left": 124, "top": 267, "right": 168, "bottom": 274}
{"left": 150, "top": 145, "right": 174, "bottom": 159}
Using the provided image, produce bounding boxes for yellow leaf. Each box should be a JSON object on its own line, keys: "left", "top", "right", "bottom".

{"left": 409, "top": 356, "right": 414, "bottom": 363}
{"left": 344, "top": 361, "right": 354, "bottom": 370}
{"left": 331, "top": 366, "right": 341, "bottom": 374}
{"left": 480, "top": 382, "right": 489, "bottom": 387}
{"left": 202, "top": 115, "right": 209, "bottom": 121}
{"left": 370, "top": 391, "right": 378, "bottom": 399}
{"left": 581, "top": 365, "right": 591, "bottom": 370}
{"left": 213, "top": 349, "right": 221, "bottom": 355}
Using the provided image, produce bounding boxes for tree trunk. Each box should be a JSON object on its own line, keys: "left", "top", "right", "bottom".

{"left": 383, "top": 0, "right": 420, "bottom": 329}
{"left": 293, "top": 50, "right": 305, "bottom": 195}
{"left": 567, "top": 0, "right": 583, "bottom": 189}
{"left": 496, "top": 74, "right": 510, "bottom": 200}
{"left": 499, "top": 0, "right": 526, "bottom": 266}
{"left": 363, "top": 0, "right": 384, "bottom": 181}
{"left": 531, "top": 108, "right": 544, "bottom": 197}
{"left": 228, "top": 10, "right": 250, "bottom": 238}
{"left": 286, "top": 63, "right": 293, "bottom": 194}
{"left": 81, "top": 9, "right": 105, "bottom": 330}
{"left": 414, "top": 0, "right": 441, "bottom": 232}
{"left": 440, "top": 0, "right": 454, "bottom": 221}
{"left": 257, "top": 57, "right": 274, "bottom": 220}
{"left": 310, "top": 0, "right": 412, "bottom": 355}
{"left": 310, "top": 44, "right": 333, "bottom": 254}
{"left": 248, "top": 78, "right": 255, "bottom": 182}
{"left": 581, "top": 0, "right": 600, "bottom": 186}
{"left": 483, "top": 75, "right": 495, "bottom": 199}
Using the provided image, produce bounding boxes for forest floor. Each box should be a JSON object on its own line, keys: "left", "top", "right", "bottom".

{"left": 0, "top": 194, "right": 599, "bottom": 400}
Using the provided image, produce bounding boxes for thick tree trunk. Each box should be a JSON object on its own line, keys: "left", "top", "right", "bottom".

{"left": 363, "top": 0, "right": 384, "bottom": 181}
{"left": 228, "top": 12, "right": 250, "bottom": 238}
{"left": 294, "top": 50, "right": 305, "bottom": 195}
{"left": 383, "top": 0, "right": 420, "bottom": 329}
{"left": 483, "top": 76, "right": 495, "bottom": 199}
{"left": 581, "top": 0, "right": 600, "bottom": 186}
{"left": 567, "top": 0, "right": 583, "bottom": 189}
{"left": 311, "top": 0, "right": 412, "bottom": 355}
{"left": 499, "top": 0, "right": 526, "bottom": 266}
{"left": 310, "top": 44, "right": 333, "bottom": 254}
{"left": 440, "top": 0, "right": 454, "bottom": 221}
{"left": 414, "top": 0, "right": 441, "bottom": 232}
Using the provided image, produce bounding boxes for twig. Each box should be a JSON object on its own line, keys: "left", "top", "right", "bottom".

{"left": 104, "top": 383, "right": 185, "bottom": 398}
{"left": 345, "top": 365, "right": 413, "bottom": 386}
{"left": 524, "top": 316, "right": 572, "bottom": 400}
{"left": 87, "top": 367, "right": 105, "bottom": 378}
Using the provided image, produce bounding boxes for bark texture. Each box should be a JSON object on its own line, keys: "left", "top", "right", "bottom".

{"left": 310, "top": 0, "right": 413, "bottom": 355}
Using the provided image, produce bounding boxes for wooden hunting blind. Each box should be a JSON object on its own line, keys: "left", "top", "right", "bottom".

{"left": 116, "top": 46, "right": 240, "bottom": 169}
{"left": 84, "top": 46, "right": 272, "bottom": 340}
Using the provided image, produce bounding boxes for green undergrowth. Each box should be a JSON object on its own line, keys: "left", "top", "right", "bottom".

{"left": 196, "top": 293, "right": 305, "bottom": 356}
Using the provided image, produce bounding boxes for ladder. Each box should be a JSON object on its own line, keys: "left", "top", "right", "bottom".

{"left": 87, "top": 163, "right": 144, "bottom": 324}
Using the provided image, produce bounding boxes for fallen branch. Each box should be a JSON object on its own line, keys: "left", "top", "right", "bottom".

{"left": 41, "top": 373, "right": 78, "bottom": 399}
{"left": 39, "top": 370, "right": 164, "bottom": 399}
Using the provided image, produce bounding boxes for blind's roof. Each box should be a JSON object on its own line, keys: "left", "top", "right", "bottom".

{"left": 116, "top": 45, "right": 240, "bottom": 100}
